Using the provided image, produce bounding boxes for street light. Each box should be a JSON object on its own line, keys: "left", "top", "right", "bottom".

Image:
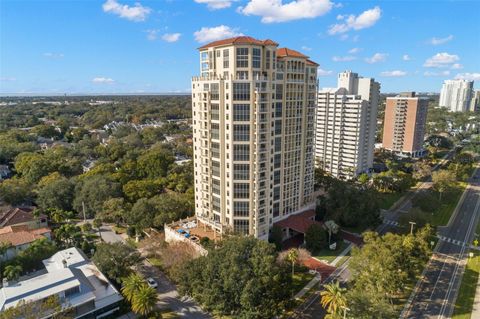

{"left": 409, "top": 221, "right": 416, "bottom": 235}
{"left": 341, "top": 306, "right": 350, "bottom": 319}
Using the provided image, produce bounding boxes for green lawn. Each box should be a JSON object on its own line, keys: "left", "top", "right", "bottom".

{"left": 427, "top": 182, "right": 467, "bottom": 226}
{"left": 378, "top": 191, "right": 405, "bottom": 210}
{"left": 291, "top": 271, "right": 315, "bottom": 295}
{"left": 403, "top": 182, "right": 467, "bottom": 228}
{"left": 313, "top": 241, "right": 346, "bottom": 264}
{"left": 452, "top": 251, "right": 480, "bottom": 319}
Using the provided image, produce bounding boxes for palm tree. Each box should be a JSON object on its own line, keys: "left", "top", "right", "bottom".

{"left": 4, "top": 264, "right": 22, "bottom": 281}
{"left": 320, "top": 281, "right": 347, "bottom": 319}
{"left": 131, "top": 285, "right": 157, "bottom": 316}
{"left": 286, "top": 248, "right": 299, "bottom": 277}
{"left": 121, "top": 273, "right": 147, "bottom": 303}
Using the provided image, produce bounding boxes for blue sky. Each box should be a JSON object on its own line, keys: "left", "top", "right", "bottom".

{"left": 1, "top": 0, "right": 479, "bottom": 94}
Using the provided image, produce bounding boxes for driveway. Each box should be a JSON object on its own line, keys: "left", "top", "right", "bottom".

{"left": 99, "top": 224, "right": 125, "bottom": 243}
{"left": 137, "top": 259, "right": 211, "bottom": 318}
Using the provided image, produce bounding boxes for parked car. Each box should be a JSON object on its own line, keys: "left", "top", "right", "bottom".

{"left": 146, "top": 277, "right": 158, "bottom": 289}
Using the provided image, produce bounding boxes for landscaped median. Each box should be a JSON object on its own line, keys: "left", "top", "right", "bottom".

{"left": 452, "top": 250, "right": 480, "bottom": 319}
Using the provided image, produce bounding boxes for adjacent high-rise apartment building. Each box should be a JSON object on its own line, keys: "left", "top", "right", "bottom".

{"left": 470, "top": 90, "right": 480, "bottom": 112}
{"left": 315, "top": 71, "right": 380, "bottom": 179}
{"left": 439, "top": 79, "right": 474, "bottom": 112}
{"left": 382, "top": 92, "right": 429, "bottom": 157}
{"left": 191, "top": 36, "right": 317, "bottom": 239}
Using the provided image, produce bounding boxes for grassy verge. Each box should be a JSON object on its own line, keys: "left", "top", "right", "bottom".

{"left": 113, "top": 225, "right": 127, "bottom": 234}
{"left": 148, "top": 257, "right": 163, "bottom": 268}
{"left": 291, "top": 271, "right": 315, "bottom": 295}
{"left": 378, "top": 191, "right": 405, "bottom": 210}
{"left": 159, "top": 309, "right": 181, "bottom": 318}
{"left": 401, "top": 182, "right": 468, "bottom": 228}
{"left": 429, "top": 182, "right": 467, "bottom": 226}
{"left": 313, "top": 241, "right": 346, "bottom": 264}
{"left": 452, "top": 251, "right": 480, "bottom": 319}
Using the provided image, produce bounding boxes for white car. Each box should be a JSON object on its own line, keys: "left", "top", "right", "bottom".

{"left": 146, "top": 277, "right": 158, "bottom": 289}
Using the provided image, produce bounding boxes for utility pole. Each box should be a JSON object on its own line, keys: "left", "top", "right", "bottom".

{"left": 341, "top": 306, "right": 350, "bottom": 319}
{"left": 82, "top": 201, "right": 86, "bottom": 223}
{"left": 409, "top": 221, "right": 416, "bottom": 235}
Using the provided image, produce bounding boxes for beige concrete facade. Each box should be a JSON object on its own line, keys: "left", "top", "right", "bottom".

{"left": 315, "top": 71, "right": 380, "bottom": 179}
{"left": 191, "top": 36, "right": 317, "bottom": 240}
{"left": 382, "top": 92, "right": 429, "bottom": 157}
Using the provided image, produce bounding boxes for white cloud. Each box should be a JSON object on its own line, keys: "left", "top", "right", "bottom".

{"left": 402, "top": 54, "right": 411, "bottom": 61}
{"left": 161, "top": 33, "right": 181, "bottom": 42}
{"left": 195, "top": 0, "right": 237, "bottom": 10}
{"left": 428, "top": 35, "right": 454, "bottom": 45}
{"left": 365, "top": 53, "right": 387, "bottom": 64}
{"left": 454, "top": 73, "right": 480, "bottom": 81}
{"left": 348, "top": 47, "right": 361, "bottom": 54}
{"left": 0, "top": 77, "right": 16, "bottom": 82}
{"left": 451, "top": 63, "right": 463, "bottom": 70}
{"left": 328, "top": 6, "right": 381, "bottom": 35}
{"left": 43, "top": 52, "right": 64, "bottom": 59}
{"left": 424, "top": 70, "right": 450, "bottom": 77}
{"left": 317, "top": 68, "right": 333, "bottom": 76}
{"left": 380, "top": 70, "right": 407, "bottom": 77}
{"left": 92, "top": 77, "right": 115, "bottom": 84}
{"left": 301, "top": 46, "right": 312, "bottom": 51}
{"left": 102, "top": 0, "right": 151, "bottom": 22}
{"left": 423, "top": 52, "right": 459, "bottom": 68}
{"left": 146, "top": 29, "right": 159, "bottom": 41}
{"left": 332, "top": 55, "right": 356, "bottom": 62}
{"left": 239, "top": 0, "right": 333, "bottom": 23}
{"left": 194, "top": 25, "right": 243, "bottom": 43}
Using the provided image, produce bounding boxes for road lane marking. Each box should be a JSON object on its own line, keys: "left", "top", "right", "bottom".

{"left": 438, "top": 194, "right": 480, "bottom": 319}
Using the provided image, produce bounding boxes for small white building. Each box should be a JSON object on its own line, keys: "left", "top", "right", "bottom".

{"left": 0, "top": 247, "right": 123, "bottom": 318}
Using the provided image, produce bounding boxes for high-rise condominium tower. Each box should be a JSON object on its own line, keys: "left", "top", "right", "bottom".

{"left": 382, "top": 92, "right": 429, "bottom": 157}
{"left": 315, "top": 71, "right": 380, "bottom": 179}
{"left": 439, "top": 79, "right": 474, "bottom": 112}
{"left": 470, "top": 90, "right": 480, "bottom": 112}
{"left": 191, "top": 36, "right": 318, "bottom": 239}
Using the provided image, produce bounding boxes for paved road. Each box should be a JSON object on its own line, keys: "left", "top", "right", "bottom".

{"left": 99, "top": 224, "right": 125, "bottom": 243}
{"left": 401, "top": 168, "right": 480, "bottom": 319}
{"left": 291, "top": 260, "right": 351, "bottom": 318}
{"left": 292, "top": 153, "right": 456, "bottom": 318}
{"left": 137, "top": 260, "right": 211, "bottom": 318}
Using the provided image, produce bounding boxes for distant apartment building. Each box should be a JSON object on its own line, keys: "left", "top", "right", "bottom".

{"left": 382, "top": 92, "right": 429, "bottom": 157}
{"left": 439, "top": 79, "right": 474, "bottom": 112}
{"left": 470, "top": 90, "right": 480, "bottom": 112}
{"left": 0, "top": 247, "right": 123, "bottom": 318}
{"left": 191, "top": 36, "right": 317, "bottom": 239}
{"left": 315, "top": 71, "right": 380, "bottom": 179}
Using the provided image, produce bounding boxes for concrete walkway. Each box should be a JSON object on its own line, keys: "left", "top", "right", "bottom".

{"left": 294, "top": 274, "right": 322, "bottom": 299}
{"left": 329, "top": 242, "right": 352, "bottom": 267}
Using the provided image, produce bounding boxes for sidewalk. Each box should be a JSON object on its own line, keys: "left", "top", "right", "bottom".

{"left": 329, "top": 243, "right": 352, "bottom": 267}
{"left": 294, "top": 274, "right": 321, "bottom": 299}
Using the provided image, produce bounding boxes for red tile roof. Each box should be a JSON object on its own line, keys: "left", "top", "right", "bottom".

{"left": 199, "top": 36, "right": 278, "bottom": 50}
{"left": 0, "top": 226, "right": 51, "bottom": 247}
{"left": 306, "top": 59, "right": 319, "bottom": 66}
{"left": 274, "top": 210, "right": 321, "bottom": 234}
{"left": 0, "top": 207, "right": 45, "bottom": 227}
{"left": 276, "top": 47, "right": 309, "bottom": 59}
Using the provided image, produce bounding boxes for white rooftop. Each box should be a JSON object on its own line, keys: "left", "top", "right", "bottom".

{"left": 0, "top": 247, "right": 122, "bottom": 313}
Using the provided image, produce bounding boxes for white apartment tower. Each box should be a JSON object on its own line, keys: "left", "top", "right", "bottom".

{"left": 315, "top": 71, "right": 380, "bottom": 179}
{"left": 191, "top": 37, "right": 318, "bottom": 239}
{"left": 439, "top": 79, "right": 474, "bottom": 112}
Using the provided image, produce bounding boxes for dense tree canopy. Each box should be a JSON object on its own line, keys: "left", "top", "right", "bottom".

{"left": 176, "top": 237, "right": 292, "bottom": 318}
{"left": 92, "top": 242, "right": 141, "bottom": 283}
